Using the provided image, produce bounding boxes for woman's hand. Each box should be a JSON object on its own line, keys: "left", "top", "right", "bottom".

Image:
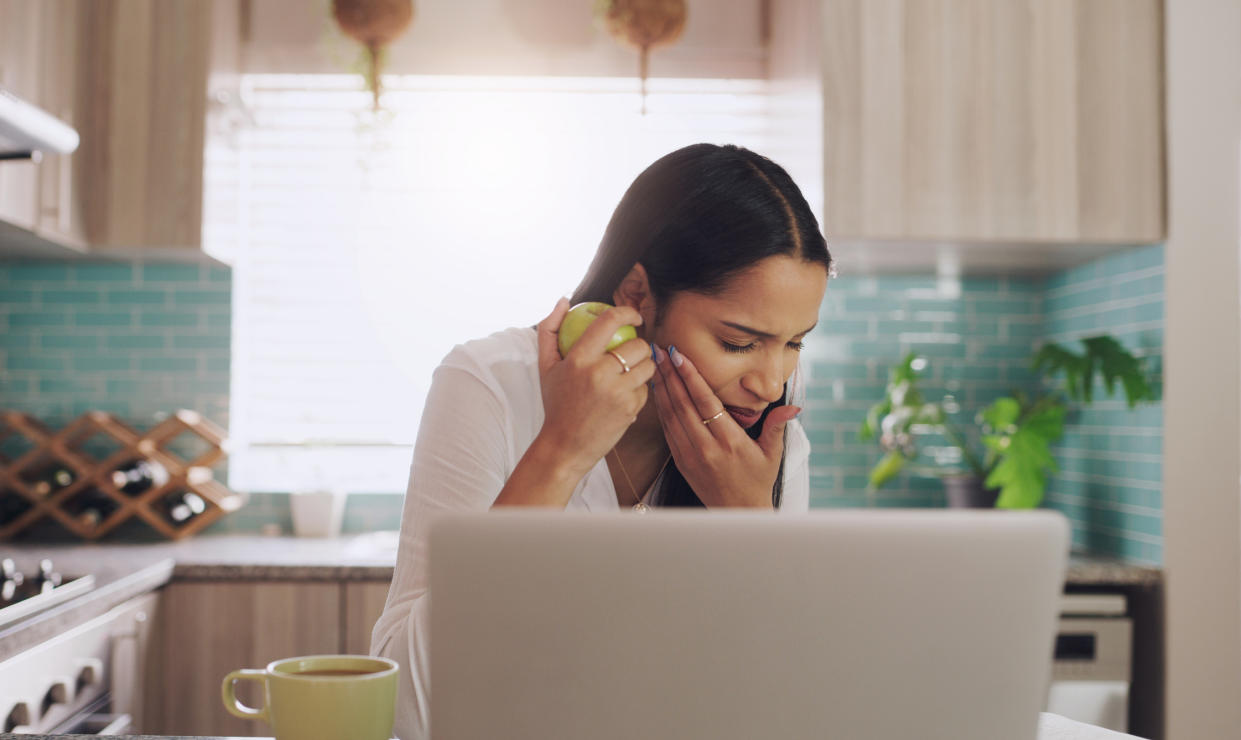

{"left": 535, "top": 298, "right": 656, "bottom": 477}
{"left": 650, "top": 345, "right": 800, "bottom": 508}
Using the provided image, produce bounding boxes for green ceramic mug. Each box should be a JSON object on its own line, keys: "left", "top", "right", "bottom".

{"left": 221, "top": 654, "right": 398, "bottom": 740}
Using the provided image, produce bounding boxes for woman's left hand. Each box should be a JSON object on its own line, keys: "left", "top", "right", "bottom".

{"left": 650, "top": 345, "right": 801, "bottom": 508}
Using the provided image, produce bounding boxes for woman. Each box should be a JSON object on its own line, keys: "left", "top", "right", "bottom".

{"left": 371, "top": 143, "right": 833, "bottom": 739}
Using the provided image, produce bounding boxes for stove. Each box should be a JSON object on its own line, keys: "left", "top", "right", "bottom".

{"left": 0, "top": 558, "right": 96, "bottom": 631}
{"left": 0, "top": 557, "right": 147, "bottom": 735}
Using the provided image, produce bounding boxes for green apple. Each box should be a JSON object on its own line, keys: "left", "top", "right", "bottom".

{"left": 557, "top": 302, "right": 638, "bottom": 358}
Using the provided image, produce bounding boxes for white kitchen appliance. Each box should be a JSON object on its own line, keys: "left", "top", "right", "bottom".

{"left": 0, "top": 559, "right": 156, "bottom": 735}
{"left": 0, "top": 88, "right": 79, "bottom": 159}
{"left": 1046, "top": 593, "right": 1132, "bottom": 733}
{"left": 430, "top": 509, "right": 1070, "bottom": 740}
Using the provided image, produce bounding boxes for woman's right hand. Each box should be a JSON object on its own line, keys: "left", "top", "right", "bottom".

{"left": 535, "top": 298, "right": 655, "bottom": 476}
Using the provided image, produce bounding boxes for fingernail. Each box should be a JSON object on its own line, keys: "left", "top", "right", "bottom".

{"left": 654, "top": 345, "right": 665, "bottom": 365}
{"left": 792, "top": 406, "right": 803, "bottom": 419}
{"left": 669, "top": 346, "right": 683, "bottom": 367}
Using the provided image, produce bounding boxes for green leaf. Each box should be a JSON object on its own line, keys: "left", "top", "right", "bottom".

{"left": 1033, "top": 336, "right": 1154, "bottom": 407}
{"left": 1081, "top": 336, "right": 1154, "bottom": 407}
{"left": 980, "top": 397, "right": 1020, "bottom": 431}
{"left": 868, "top": 450, "right": 907, "bottom": 490}
{"left": 984, "top": 403, "right": 1066, "bottom": 509}
{"left": 1023, "top": 403, "right": 1067, "bottom": 441}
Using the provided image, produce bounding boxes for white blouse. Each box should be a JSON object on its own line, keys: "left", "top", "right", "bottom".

{"left": 370, "top": 326, "right": 811, "bottom": 740}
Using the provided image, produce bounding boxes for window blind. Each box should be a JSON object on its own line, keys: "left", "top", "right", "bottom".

{"left": 203, "top": 74, "right": 771, "bottom": 493}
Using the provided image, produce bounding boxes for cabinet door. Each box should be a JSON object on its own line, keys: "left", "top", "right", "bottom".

{"left": 822, "top": 0, "right": 1164, "bottom": 244}
{"left": 76, "top": 0, "right": 211, "bottom": 249}
{"left": 34, "top": 0, "right": 85, "bottom": 247}
{"left": 0, "top": 0, "right": 42, "bottom": 232}
{"left": 151, "top": 581, "right": 342, "bottom": 737}
{"left": 343, "top": 581, "right": 393, "bottom": 655}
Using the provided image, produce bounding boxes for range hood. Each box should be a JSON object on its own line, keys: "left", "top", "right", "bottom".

{"left": 0, "top": 88, "right": 79, "bottom": 160}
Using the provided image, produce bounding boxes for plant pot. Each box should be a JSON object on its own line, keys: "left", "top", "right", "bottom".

{"left": 290, "top": 489, "right": 346, "bottom": 538}
{"left": 941, "top": 475, "right": 999, "bottom": 509}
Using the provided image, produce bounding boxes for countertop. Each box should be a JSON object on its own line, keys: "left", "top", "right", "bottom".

{"left": 1, "top": 530, "right": 1161, "bottom": 585}
{"left": 0, "top": 533, "right": 398, "bottom": 663}
{"left": 8, "top": 712, "right": 1144, "bottom": 739}
{"left": 0, "top": 531, "right": 1161, "bottom": 664}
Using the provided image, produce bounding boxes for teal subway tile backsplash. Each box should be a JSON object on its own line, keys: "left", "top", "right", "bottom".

{"left": 0, "top": 256, "right": 231, "bottom": 454}
{"left": 1040, "top": 245, "right": 1164, "bottom": 564}
{"left": 2, "top": 246, "right": 1165, "bottom": 561}
{"left": 807, "top": 245, "right": 1163, "bottom": 565}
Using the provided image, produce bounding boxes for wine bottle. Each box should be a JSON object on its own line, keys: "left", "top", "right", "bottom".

{"left": 30, "top": 465, "right": 75, "bottom": 497}
{"left": 110, "top": 458, "right": 169, "bottom": 496}
{"left": 67, "top": 489, "right": 119, "bottom": 529}
{"left": 0, "top": 490, "right": 32, "bottom": 526}
{"left": 164, "top": 491, "right": 207, "bottom": 525}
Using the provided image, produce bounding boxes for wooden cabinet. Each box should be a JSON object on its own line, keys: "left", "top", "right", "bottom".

{"left": 35, "top": 0, "right": 87, "bottom": 248}
{"left": 343, "top": 581, "right": 392, "bottom": 655}
{"left": 76, "top": 0, "right": 212, "bottom": 249}
{"left": 820, "top": 0, "right": 1165, "bottom": 246}
{"left": 0, "top": 0, "right": 46, "bottom": 234}
{"left": 149, "top": 579, "right": 392, "bottom": 737}
{"left": 0, "top": 0, "right": 214, "bottom": 255}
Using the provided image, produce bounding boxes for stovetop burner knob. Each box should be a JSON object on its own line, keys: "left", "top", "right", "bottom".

{"left": 3, "top": 700, "right": 31, "bottom": 732}
{"left": 76, "top": 657, "right": 103, "bottom": 690}
{"left": 37, "top": 559, "right": 62, "bottom": 594}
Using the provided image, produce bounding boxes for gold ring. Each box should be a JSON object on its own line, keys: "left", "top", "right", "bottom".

{"left": 608, "top": 350, "right": 631, "bottom": 374}
{"left": 701, "top": 409, "right": 727, "bottom": 425}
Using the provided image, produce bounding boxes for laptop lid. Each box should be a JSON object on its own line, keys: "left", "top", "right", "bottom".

{"left": 430, "top": 509, "right": 1069, "bottom": 740}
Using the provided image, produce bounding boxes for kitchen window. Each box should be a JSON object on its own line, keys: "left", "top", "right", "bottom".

{"left": 203, "top": 74, "right": 772, "bottom": 494}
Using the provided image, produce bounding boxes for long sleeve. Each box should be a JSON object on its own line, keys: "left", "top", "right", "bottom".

{"left": 370, "top": 362, "right": 512, "bottom": 740}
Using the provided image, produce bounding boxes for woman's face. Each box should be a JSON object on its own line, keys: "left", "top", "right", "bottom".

{"left": 649, "top": 255, "right": 828, "bottom": 428}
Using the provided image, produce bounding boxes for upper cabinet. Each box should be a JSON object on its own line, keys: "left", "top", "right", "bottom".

{"left": 76, "top": 0, "right": 212, "bottom": 249}
{"left": 820, "top": 0, "right": 1165, "bottom": 247}
{"left": 0, "top": 0, "right": 214, "bottom": 256}
{"left": 0, "top": 0, "right": 49, "bottom": 239}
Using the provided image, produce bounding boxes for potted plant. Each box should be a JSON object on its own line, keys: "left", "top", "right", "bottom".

{"left": 859, "top": 335, "right": 1157, "bottom": 508}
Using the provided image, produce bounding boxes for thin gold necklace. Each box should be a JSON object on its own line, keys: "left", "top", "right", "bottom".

{"left": 611, "top": 447, "right": 672, "bottom": 513}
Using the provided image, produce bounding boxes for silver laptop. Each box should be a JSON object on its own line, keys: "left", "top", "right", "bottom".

{"left": 429, "top": 509, "right": 1069, "bottom": 740}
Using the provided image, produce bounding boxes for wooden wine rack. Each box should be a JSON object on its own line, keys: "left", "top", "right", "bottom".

{"left": 0, "top": 410, "right": 242, "bottom": 541}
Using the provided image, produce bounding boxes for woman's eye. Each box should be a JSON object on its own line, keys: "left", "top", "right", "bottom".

{"left": 720, "top": 340, "right": 757, "bottom": 353}
{"left": 788, "top": 341, "right": 806, "bottom": 352}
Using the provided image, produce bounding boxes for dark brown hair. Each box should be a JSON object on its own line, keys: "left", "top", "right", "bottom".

{"left": 571, "top": 144, "right": 831, "bottom": 507}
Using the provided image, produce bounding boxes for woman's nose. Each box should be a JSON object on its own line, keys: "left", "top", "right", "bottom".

{"left": 742, "top": 352, "right": 785, "bottom": 404}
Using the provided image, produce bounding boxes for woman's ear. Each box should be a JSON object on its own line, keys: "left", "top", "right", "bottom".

{"left": 613, "top": 263, "right": 657, "bottom": 335}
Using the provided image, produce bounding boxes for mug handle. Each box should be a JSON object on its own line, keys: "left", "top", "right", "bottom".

{"left": 221, "top": 669, "right": 270, "bottom": 721}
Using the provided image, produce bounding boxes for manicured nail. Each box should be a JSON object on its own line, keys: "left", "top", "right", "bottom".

{"left": 669, "top": 345, "right": 683, "bottom": 367}
{"left": 654, "top": 345, "right": 665, "bottom": 365}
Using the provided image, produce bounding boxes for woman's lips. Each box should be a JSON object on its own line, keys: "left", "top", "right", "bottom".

{"left": 725, "top": 406, "right": 762, "bottom": 427}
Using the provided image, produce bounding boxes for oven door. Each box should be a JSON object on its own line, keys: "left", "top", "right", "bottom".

{"left": 49, "top": 693, "right": 132, "bottom": 735}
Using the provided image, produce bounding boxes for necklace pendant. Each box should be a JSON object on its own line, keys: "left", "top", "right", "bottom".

{"left": 632, "top": 502, "right": 649, "bottom": 513}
